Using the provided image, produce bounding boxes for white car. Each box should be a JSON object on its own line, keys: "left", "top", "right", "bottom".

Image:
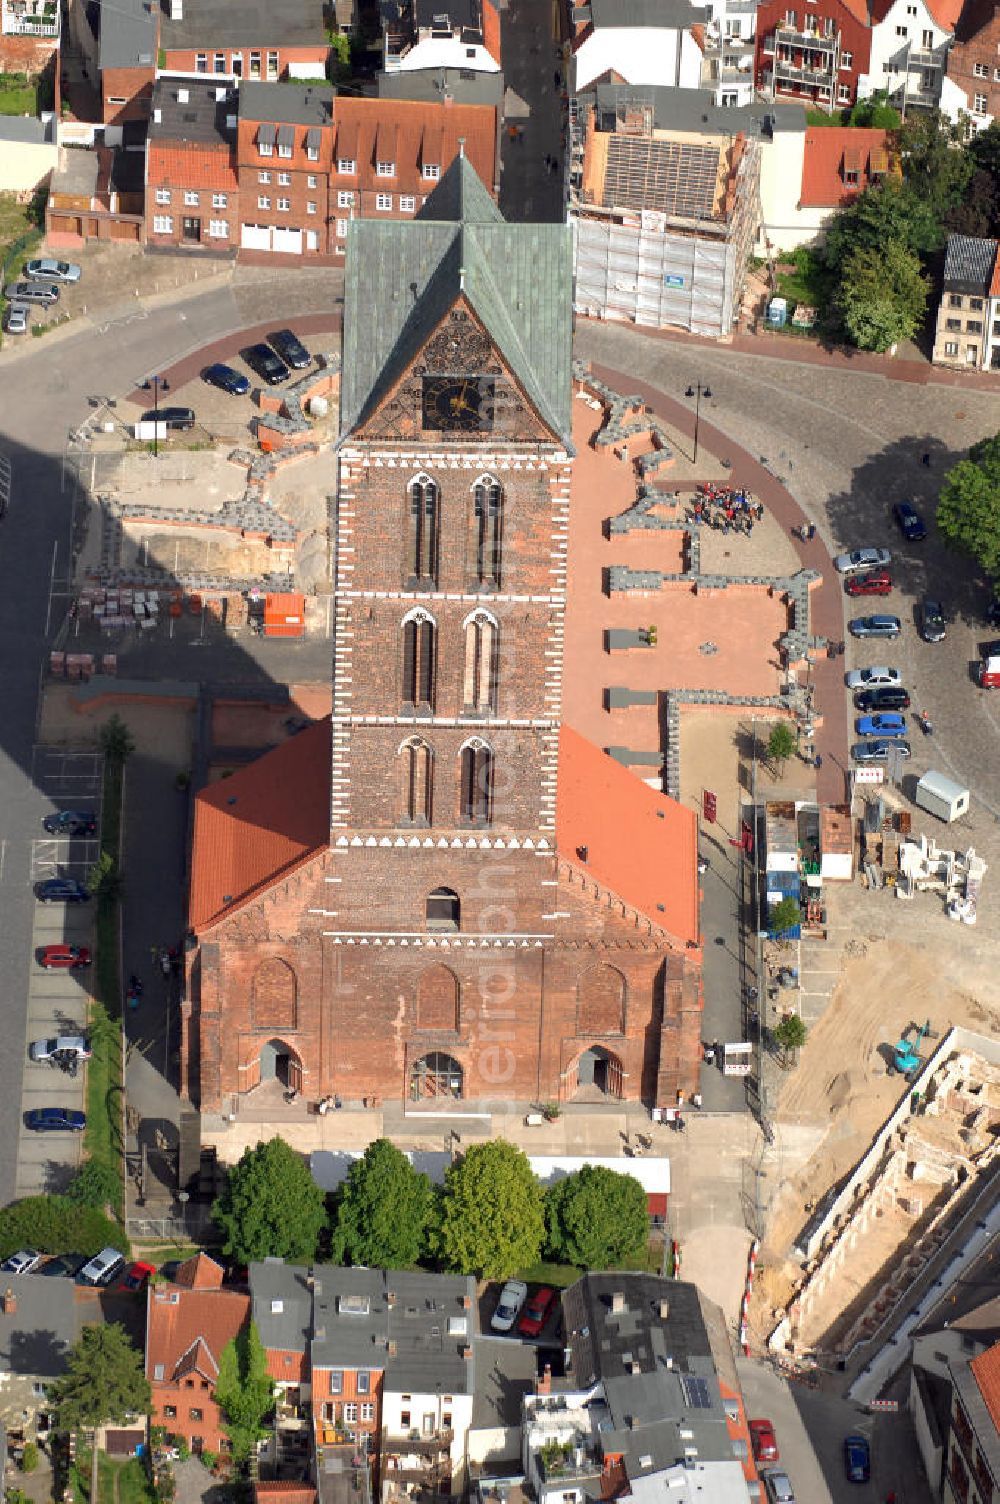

{"left": 28, "top": 1035, "right": 92, "bottom": 1064}
{"left": 5, "top": 303, "right": 28, "bottom": 335}
{"left": 491, "top": 1279, "right": 529, "bottom": 1332}
{"left": 24, "top": 257, "right": 81, "bottom": 284}
{"left": 845, "top": 666, "right": 902, "bottom": 690}
{"left": 0, "top": 1250, "right": 41, "bottom": 1275}
{"left": 834, "top": 548, "right": 891, "bottom": 575}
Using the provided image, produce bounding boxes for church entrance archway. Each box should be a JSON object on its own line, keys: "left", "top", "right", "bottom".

{"left": 409, "top": 1051, "right": 464, "bottom": 1101}
{"left": 573, "top": 1045, "right": 623, "bottom": 1100}
{"left": 258, "top": 1038, "right": 302, "bottom": 1091}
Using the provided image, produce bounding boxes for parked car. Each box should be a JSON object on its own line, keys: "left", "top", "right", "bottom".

{"left": 749, "top": 1419, "right": 779, "bottom": 1464}
{"left": 761, "top": 1468, "right": 795, "bottom": 1504}
{"left": 834, "top": 547, "right": 891, "bottom": 574}
{"left": 25, "top": 1107, "right": 86, "bottom": 1132}
{"left": 919, "top": 595, "right": 947, "bottom": 643}
{"left": 37, "top": 1252, "right": 88, "bottom": 1279}
{"left": 29, "top": 1035, "right": 92, "bottom": 1063}
{"left": 491, "top": 1279, "right": 529, "bottom": 1332}
{"left": 268, "top": 328, "right": 311, "bottom": 370}
{"left": 854, "top": 686, "right": 910, "bottom": 712}
{"left": 0, "top": 1250, "right": 41, "bottom": 1276}
{"left": 8, "top": 280, "right": 59, "bottom": 305}
{"left": 77, "top": 1247, "right": 126, "bottom": 1286}
{"left": 892, "top": 500, "right": 926, "bottom": 541}
{"left": 5, "top": 304, "right": 28, "bottom": 335}
{"left": 845, "top": 666, "right": 902, "bottom": 690}
{"left": 518, "top": 1286, "right": 558, "bottom": 1338}
{"left": 25, "top": 257, "right": 81, "bottom": 283}
{"left": 115, "top": 1260, "right": 156, "bottom": 1293}
{"left": 139, "top": 405, "right": 195, "bottom": 431}
{"left": 848, "top": 615, "right": 901, "bottom": 639}
{"left": 203, "top": 362, "right": 250, "bottom": 396}
{"left": 851, "top": 739, "right": 912, "bottom": 763}
{"left": 35, "top": 878, "right": 90, "bottom": 903}
{"left": 843, "top": 1434, "right": 871, "bottom": 1484}
{"left": 243, "top": 342, "right": 290, "bottom": 385}
{"left": 43, "top": 809, "right": 97, "bottom": 835}
{"left": 39, "top": 943, "right": 92, "bottom": 969}
{"left": 856, "top": 712, "right": 907, "bottom": 738}
{"left": 845, "top": 569, "right": 892, "bottom": 597}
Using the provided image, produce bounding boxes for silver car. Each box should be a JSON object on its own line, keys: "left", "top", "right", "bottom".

{"left": 0, "top": 1250, "right": 41, "bottom": 1275}
{"left": 24, "top": 257, "right": 81, "bottom": 283}
{"left": 845, "top": 666, "right": 901, "bottom": 690}
{"left": 29, "top": 1034, "right": 92, "bottom": 1063}
{"left": 762, "top": 1468, "right": 796, "bottom": 1504}
{"left": 5, "top": 303, "right": 28, "bottom": 335}
{"left": 834, "top": 547, "right": 891, "bottom": 575}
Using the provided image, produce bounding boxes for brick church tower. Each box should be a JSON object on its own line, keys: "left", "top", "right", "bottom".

{"left": 185, "top": 158, "right": 703, "bottom": 1114}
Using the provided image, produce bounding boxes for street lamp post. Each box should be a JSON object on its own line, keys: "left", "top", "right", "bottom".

{"left": 684, "top": 381, "right": 712, "bottom": 465}
{"left": 141, "top": 374, "right": 170, "bottom": 458}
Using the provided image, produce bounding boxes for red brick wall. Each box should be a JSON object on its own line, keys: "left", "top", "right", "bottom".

{"left": 0, "top": 32, "right": 57, "bottom": 76}
{"left": 161, "top": 44, "right": 329, "bottom": 77}
{"left": 145, "top": 141, "right": 239, "bottom": 248}
{"left": 102, "top": 65, "right": 153, "bottom": 123}
{"left": 947, "top": 14, "right": 1000, "bottom": 118}
{"left": 151, "top": 1379, "right": 229, "bottom": 1455}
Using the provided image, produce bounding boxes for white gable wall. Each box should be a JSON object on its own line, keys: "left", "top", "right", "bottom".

{"left": 574, "top": 26, "right": 702, "bottom": 90}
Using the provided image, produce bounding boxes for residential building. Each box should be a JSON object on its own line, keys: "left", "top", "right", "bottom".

{"left": 521, "top": 1274, "right": 755, "bottom": 1503}
{"left": 146, "top": 76, "right": 238, "bottom": 251}
{"left": 755, "top": 0, "right": 872, "bottom": 110}
{"left": 945, "top": 1340, "right": 1000, "bottom": 1504}
{"left": 377, "top": 63, "right": 505, "bottom": 189}
{"left": 183, "top": 154, "right": 703, "bottom": 1115}
{"left": 145, "top": 1280, "right": 251, "bottom": 1455}
{"left": 236, "top": 84, "right": 496, "bottom": 257}
{"left": 0, "top": 1277, "right": 99, "bottom": 1441}
{"left": 943, "top": 0, "right": 1000, "bottom": 128}
{"left": 157, "top": 0, "right": 328, "bottom": 81}
{"left": 379, "top": 0, "right": 502, "bottom": 75}
{"left": 95, "top": 0, "right": 156, "bottom": 123}
{"left": 865, "top": 0, "right": 959, "bottom": 113}
{"left": 570, "top": 84, "right": 762, "bottom": 336}
{"left": 910, "top": 1291, "right": 1000, "bottom": 1497}
{"left": 765, "top": 123, "right": 893, "bottom": 249}
{"left": 931, "top": 233, "right": 1000, "bottom": 370}
{"left": 0, "top": 112, "right": 57, "bottom": 197}
{"left": 570, "top": 0, "right": 709, "bottom": 97}
{"left": 251, "top": 1261, "right": 313, "bottom": 1480}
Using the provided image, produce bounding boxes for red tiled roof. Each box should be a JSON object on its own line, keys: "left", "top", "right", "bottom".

{"left": 690, "top": 23, "right": 706, "bottom": 50}
{"left": 147, "top": 141, "right": 238, "bottom": 191}
{"left": 255, "top": 1486, "right": 316, "bottom": 1504}
{"left": 146, "top": 1286, "right": 250, "bottom": 1387}
{"left": 924, "top": 0, "right": 963, "bottom": 30}
{"left": 173, "top": 1252, "right": 225, "bottom": 1290}
{"left": 556, "top": 726, "right": 699, "bottom": 948}
{"left": 482, "top": 0, "right": 502, "bottom": 65}
{"left": 189, "top": 717, "right": 332, "bottom": 932}
{"left": 265, "top": 1347, "right": 308, "bottom": 1383}
{"left": 972, "top": 1341, "right": 1000, "bottom": 1433}
{"left": 799, "top": 127, "right": 894, "bottom": 207}
{"left": 990, "top": 244, "right": 1000, "bottom": 298}
{"left": 328, "top": 98, "right": 496, "bottom": 196}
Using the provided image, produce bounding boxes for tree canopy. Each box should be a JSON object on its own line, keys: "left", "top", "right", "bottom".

{"left": 0, "top": 1195, "right": 122, "bottom": 1261}
{"left": 767, "top": 722, "right": 797, "bottom": 771}
{"left": 544, "top": 1166, "right": 649, "bottom": 1270}
{"left": 938, "top": 434, "right": 1000, "bottom": 581}
{"left": 434, "top": 1141, "right": 544, "bottom": 1279}
{"left": 834, "top": 241, "right": 927, "bottom": 353}
{"left": 49, "top": 1323, "right": 149, "bottom": 1432}
{"left": 215, "top": 1322, "right": 274, "bottom": 1464}
{"left": 213, "top": 1137, "right": 327, "bottom": 1265}
{"left": 331, "top": 1138, "right": 433, "bottom": 1269}
{"left": 897, "top": 109, "right": 973, "bottom": 232}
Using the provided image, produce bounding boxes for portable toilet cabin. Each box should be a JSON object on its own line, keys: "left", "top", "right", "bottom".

{"left": 766, "top": 297, "right": 788, "bottom": 328}
{"left": 915, "top": 770, "right": 970, "bottom": 823}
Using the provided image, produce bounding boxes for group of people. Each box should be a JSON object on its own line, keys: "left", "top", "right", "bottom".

{"left": 686, "top": 483, "right": 764, "bottom": 534}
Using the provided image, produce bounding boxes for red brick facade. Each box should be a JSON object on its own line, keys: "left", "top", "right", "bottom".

{"left": 146, "top": 140, "right": 239, "bottom": 249}
{"left": 186, "top": 294, "right": 703, "bottom": 1113}
{"left": 947, "top": 0, "right": 1000, "bottom": 121}
{"left": 146, "top": 1285, "right": 250, "bottom": 1456}
{"left": 161, "top": 43, "right": 327, "bottom": 77}
{"left": 755, "top": 0, "right": 872, "bottom": 108}
{"left": 102, "top": 65, "right": 153, "bottom": 124}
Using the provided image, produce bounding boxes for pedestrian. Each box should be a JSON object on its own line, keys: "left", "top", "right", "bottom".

{"left": 554, "top": 69, "right": 561, "bottom": 87}
{"left": 814, "top": 753, "right": 823, "bottom": 771}
{"left": 676, "top": 1113, "right": 686, "bottom": 1133}
{"left": 692, "top": 1091, "right": 703, "bottom": 1110}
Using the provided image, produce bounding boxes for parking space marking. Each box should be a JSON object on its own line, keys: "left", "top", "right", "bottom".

{"left": 30, "top": 836, "right": 100, "bottom": 882}
{"left": 31, "top": 747, "right": 104, "bottom": 799}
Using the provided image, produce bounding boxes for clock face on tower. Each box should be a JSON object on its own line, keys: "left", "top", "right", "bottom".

{"left": 421, "top": 374, "right": 495, "bottom": 433}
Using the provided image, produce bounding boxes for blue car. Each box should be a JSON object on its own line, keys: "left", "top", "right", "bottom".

{"left": 843, "top": 1434, "right": 870, "bottom": 1484}
{"left": 35, "top": 878, "right": 90, "bottom": 903}
{"left": 893, "top": 500, "right": 926, "bottom": 541}
{"left": 25, "top": 1107, "right": 86, "bottom": 1132}
{"left": 856, "top": 712, "right": 907, "bottom": 737}
{"left": 203, "top": 362, "right": 250, "bottom": 396}
{"left": 849, "top": 614, "right": 901, "bottom": 639}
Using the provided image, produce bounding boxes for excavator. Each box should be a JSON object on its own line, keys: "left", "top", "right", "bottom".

{"left": 893, "top": 1019, "right": 938, "bottom": 1079}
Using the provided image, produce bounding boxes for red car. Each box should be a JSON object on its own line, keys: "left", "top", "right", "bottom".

{"left": 749, "top": 1418, "right": 779, "bottom": 1463}
{"left": 845, "top": 569, "right": 892, "bottom": 597}
{"left": 39, "top": 944, "right": 92, "bottom": 969}
{"left": 115, "top": 1261, "right": 155, "bottom": 1293}
{"left": 518, "top": 1286, "right": 557, "bottom": 1338}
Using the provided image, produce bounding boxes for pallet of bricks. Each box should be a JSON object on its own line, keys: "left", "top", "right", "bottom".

{"left": 80, "top": 586, "right": 161, "bottom": 632}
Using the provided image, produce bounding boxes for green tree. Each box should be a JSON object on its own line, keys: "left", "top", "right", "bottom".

{"left": 544, "top": 1166, "right": 649, "bottom": 1270}
{"left": 945, "top": 168, "right": 1000, "bottom": 238}
{"left": 20, "top": 1443, "right": 37, "bottom": 1474}
{"left": 774, "top": 1013, "right": 808, "bottom": 1055}
{"left": 845, "top": 92, "right": 900, "bottom": 129}
{"left": 86, "top": 848, "right": 121, "bottom": 900}
{"left": 67, "top": 1159, "right": 121, "bottom": 1211}
{"left": 99, "top": 713, "right": 135, "bottom": 763}
{"left": 898, "top": 109, "right": 973, "bottom": 224}
{"left": 767, "top": 721, "right": 797, "bottom": 775}
{"left": 49, "top": 1323, "right": 150, "bottom": 1433}
{"left": 823, "top": 179, "right": 942, "bottom": 274}
{"left": 213, "top": 1137, "right": 326, "bottom": 1265}
{"left": 835, "top": 241, "right": 927, "bottom": 352}
{"left": 0, "top": 1195, "right": 122, "bottom": 1261}
{"left": 938, "top": 433, "right": 1000, "bottom": 580}
{"left": 331, "top": 1138, "right": 433, "bottom": 1268}
{"left": 768, "top": 896, "right": 801, "bottom": 936}
{"left": 215, "top": 1322, "right": 274, "bottom": 1465}
{"left": 435, "top": 1141, "right": 544, "bottom": 1279}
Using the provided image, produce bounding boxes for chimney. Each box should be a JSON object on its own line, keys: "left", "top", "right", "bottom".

{"left": 462, "top": 1295, "right": 471, "bottom": 1309}
{"left": 3, "top": 1289, "right": 15, "bottom": 1315}
{"left": 537, "top": 1363, "right": 552, "bottom": 1396}
{"left": 629, "top": 1361, "right": 641, "bottom": 1375}
{"left": 611, "top": 1291, "right": 626, "bottom": 1314}
{"left": 388, "top": 1340, "right": 397, "bottom": 1356}
{"left": 658, "top": 1300, "right": 670, "bottom": 1320}
{"left": 387, "top": 1290, "right": 397, "bottom": 1306}
{"left": 462, "top": 1346, "right": 473, "bottom": 1360}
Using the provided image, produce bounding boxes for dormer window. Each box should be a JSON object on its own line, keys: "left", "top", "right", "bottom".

{"left": 276, "top": 124, "right": 294, "bottom": 158}
{"left": 257, "top": 124, "right": 275, "bottom": 157}
{"left": 376, "top": 159, "right": 395, "bottom": 177}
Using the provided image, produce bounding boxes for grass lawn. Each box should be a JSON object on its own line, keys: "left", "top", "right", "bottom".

{"left": 774, "top": 246, "right": 834, "bottom": 311}
{"left": 0, "top": 72, "right": 37, "bottom": 115}
{"left": 85, "top": 753, "right": 125, "bottom": 1219}
{"left": 517, "top": 1242, "right": 663, "bottom": 1287}
{"left": 74, "top": 1452, "right": 157, "bottom": 1504}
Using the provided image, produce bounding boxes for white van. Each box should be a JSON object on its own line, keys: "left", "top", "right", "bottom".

{"left": 77, "top": 1246, "right": 125, "bottom": 1286}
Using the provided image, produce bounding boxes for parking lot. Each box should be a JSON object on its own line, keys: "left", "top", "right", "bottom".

{"left": 13, "top": 747, "right": 103, "bottom": 1197}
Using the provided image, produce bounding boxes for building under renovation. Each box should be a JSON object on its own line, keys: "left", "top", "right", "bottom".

{"left": 570, "top": 84, "right": 763, "bottom": 336}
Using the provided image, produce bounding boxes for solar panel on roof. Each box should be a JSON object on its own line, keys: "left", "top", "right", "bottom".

{"left": 603, "top": 136, "right": 720, "bottom": 220}
{"left": 679, "top": 1374, "right": 711, "bottom": 1409}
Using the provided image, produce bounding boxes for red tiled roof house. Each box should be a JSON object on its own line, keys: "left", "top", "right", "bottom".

{"left": 146, "top": 77, "right": 239, "bottom": 250}
{"left": 146, "top": 1283, "right": 250, "bottom": 1456}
